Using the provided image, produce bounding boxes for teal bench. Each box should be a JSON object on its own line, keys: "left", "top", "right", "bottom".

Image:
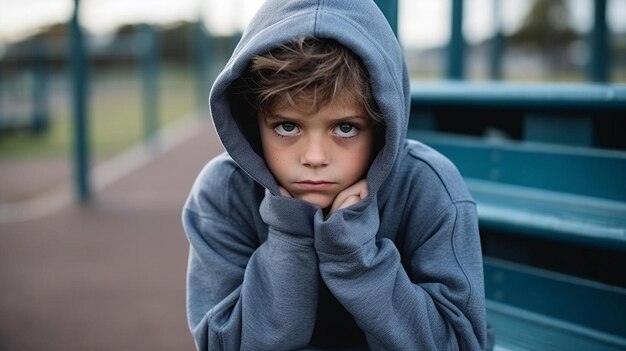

{"left": 409, "top": 131, "right": 626, "bottom": 251}
{"left": 408, "top": 82, "right": 626, "bottom": 350}
{"left": 485, "top": 258, "right": 626, "bottom": 351}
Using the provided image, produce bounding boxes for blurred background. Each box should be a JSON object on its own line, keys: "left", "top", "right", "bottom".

{"left": 0, "top": 0, "right": 625, "bottom": 350}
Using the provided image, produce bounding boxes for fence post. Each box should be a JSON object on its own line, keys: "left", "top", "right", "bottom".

{"left": 69, "top": 0, "right": 91, "bottom": 202}
{"left": 193, "top": 21, "right": 210, "bottom": 113}
{"left": 32, "top": 38, "right": 49, "bottom": 134}
{"left": 0, "top": 61, "right": 3, "bottom": 127}
{"left": 489, "top": 0, "right": 504, "bottom": 81}
{"left": 589, "top": 0, "right": 609, "bottom": 83}
{"left": 447, "top": 0, "right": 465, "bottom": 80}
{"left": 140, "top": 23, "right": 159, "bottom": 144}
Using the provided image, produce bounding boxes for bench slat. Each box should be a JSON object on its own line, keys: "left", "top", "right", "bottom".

{"left": 469, "top": 179, "right": 626, "bottom": 250}
{"left": 407, "top": 131, "right": 626, "bottom": 201}
{"left": 489, "top": 301, "right": 626, "bottom": 351}
{"left": 410, "top": 82, "right": 626, "bottom": 112}
{"left": 407, "top": 131, "right": 626, "bottom": 250}
{"left": 485, "top": 258, "right": 626, "bottom": 339}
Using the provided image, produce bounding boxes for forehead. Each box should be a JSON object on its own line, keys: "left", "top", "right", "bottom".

{"left": 266, "top": 95, "right": 367, "bottom": 119}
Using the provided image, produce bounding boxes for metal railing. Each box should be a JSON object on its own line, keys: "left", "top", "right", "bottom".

{"left": 4, "top": 0, "right": 620, "bottom": 204}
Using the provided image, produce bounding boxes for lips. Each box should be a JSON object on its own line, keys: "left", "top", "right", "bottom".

{"left": 294, "top": 181, "right": 336, "bottom": 190}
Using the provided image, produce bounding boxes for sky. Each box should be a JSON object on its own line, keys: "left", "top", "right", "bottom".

{"left": 1, "top": 0, "right": 625, "bottom": 49}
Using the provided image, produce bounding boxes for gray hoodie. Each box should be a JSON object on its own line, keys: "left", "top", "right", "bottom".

{"left": 183, "top": 0, "right": 489, "bottom": 349}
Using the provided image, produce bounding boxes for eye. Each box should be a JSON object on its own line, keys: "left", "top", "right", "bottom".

{"left": 333, "top": 123, "right": 359, "bottom": 138}
{"left": 274, "top": 122, "right": 300, "bottom": 136}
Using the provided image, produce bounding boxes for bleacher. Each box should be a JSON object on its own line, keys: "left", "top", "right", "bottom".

{"left": 408, "top": 82, "right": 626, "bottom": 350}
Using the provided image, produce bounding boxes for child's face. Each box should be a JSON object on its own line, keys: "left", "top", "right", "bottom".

{"left": 259, "top": 97, "right": 375, "bottom": 209}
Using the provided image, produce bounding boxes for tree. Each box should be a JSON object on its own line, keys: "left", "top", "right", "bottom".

{"left": 509, "top": 0, "right": 579, "bottom": 72}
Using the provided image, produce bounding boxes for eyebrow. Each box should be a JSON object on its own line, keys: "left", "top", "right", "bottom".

{"left": 265, "top": 113, "right": 369, "bottom": 122}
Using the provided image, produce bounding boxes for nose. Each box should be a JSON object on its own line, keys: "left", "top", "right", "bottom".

{"left": 301, "top": 135, "right": 329, "bottom": 167}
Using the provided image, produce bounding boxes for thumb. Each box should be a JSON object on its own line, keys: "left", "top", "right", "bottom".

{"left": 278, "top": 186, "right": 292, "bottom": 197}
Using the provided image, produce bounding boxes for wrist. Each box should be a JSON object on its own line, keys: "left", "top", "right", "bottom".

{"left": 260, "top": 189, "right": 320, "bottom": 237}
{"left": 314, "top": 197, "right": 380, "bottom": 254}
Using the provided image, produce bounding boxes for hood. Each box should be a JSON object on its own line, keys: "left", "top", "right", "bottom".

{"left": 209, "top": 0, "right": 410, "bottom": 196}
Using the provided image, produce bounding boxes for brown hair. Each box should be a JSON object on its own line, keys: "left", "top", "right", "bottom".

{"left": 244, "top": 37, "right": 382, "bottom": 122}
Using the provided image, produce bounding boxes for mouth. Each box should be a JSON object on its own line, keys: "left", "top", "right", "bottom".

{"left": 294, "top": 181, "right": 336, "bottom": 191}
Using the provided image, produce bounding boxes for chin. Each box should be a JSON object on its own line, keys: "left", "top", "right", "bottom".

{"left": 299, "top": 193, "right": 334, "bottom": 209}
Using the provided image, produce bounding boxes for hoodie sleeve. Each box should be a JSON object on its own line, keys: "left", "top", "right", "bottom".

{"left": 183, "top": 159, "right": 320, "bottom": 351}
{"left": 314, "top": 197, "right": 487, "bottom": 350}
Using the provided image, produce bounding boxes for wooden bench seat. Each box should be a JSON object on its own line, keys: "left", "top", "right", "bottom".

{"left": 407, "top": 130, "right": 626, "bottom": 251}
{"left": 485, "top": 258, "right": 626, "bottom": 351}
{"left": 407, "top": 82, "right": 626, "bottom": 350}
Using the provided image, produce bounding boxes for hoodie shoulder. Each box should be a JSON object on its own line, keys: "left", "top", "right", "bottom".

{"left": 184, "top": 152, "right": 262, "bottom": 219}
{"left": 401, "top": 139, "right": 474, "bottom": 204}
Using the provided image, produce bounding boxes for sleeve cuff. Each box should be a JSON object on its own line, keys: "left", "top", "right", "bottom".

{"left": 314, "top": 198, "right": 380, "bottom": 255}
{"left": 259, "top": 190, "right": 321, "bottom": 238}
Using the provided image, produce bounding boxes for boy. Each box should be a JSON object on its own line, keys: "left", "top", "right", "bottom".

{"left": 183, "top": 0, "right": 491, "bottom": 350}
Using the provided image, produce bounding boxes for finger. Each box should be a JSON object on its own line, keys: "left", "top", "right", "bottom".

{"left": 328, "top": 195, "right": 356, "bottom": 217}
{"left": 329, "top": 180, "right": 368, "bottom": 214}
{"left": 338, "top": 195, "right": 361, "bottom": 210}
{"left": 354, "top": 180, "right": 368, "bottom": 197}
{"left": 359, "top": 184, "right": 369, "bottom": 199}
{"left": 329, "top": 193, "right": 351, "bottom": 216}
{"left": 329, "top": 198, "right": 342, "bottom": 216}
{"left": 341, "top": 180, "right": 368, "bottom": 200}
{"left": 330, "top": 190, "right": 355, "bottom": 214}
{"left": 278, "top": 186, "right": 292, "bottom": 197}
{"left": 331, "top": 193, "right": 363, "bottom": 216}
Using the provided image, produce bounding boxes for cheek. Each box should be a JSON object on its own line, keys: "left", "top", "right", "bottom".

{"left": 265, "top": 150, "right": 285, "bottom": 176}
{"left": 262, "top": 141, "right": 292, "bottom": 181}
{"left": 348, "top": 152, "right": 371, "bottom": 179}
{"left": 341, "top": 137, "right": 373, "bottom": 179}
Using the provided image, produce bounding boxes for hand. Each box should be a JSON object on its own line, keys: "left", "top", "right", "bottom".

{"left": 328, "top": 179, "right": 368, "bottom": 217}
{"left": 278, "top": 186, "right": 292, "bottom": 198}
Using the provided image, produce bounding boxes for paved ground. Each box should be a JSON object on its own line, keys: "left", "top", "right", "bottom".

{"left": 0, "top": 157, "right": 71, "bottom": 203}
{"left": 0, "top": 116, "right": 223, "bottom": 350}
